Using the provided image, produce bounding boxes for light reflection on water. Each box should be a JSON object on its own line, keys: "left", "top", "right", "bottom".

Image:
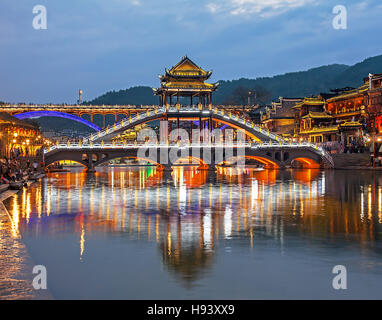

{"left": 3, "top": 167, "right": 382, "bottom": 299}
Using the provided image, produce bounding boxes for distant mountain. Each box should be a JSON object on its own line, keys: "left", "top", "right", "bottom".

{"left": 213, "top": 64, "right": 350, "bottom": 103}
{"left": 332, "top": 55, "right": 382, "bottom": 88}
{"left": 84, "top": 86, "right": 157, "bottom": 106}
{"left": 85, "top": 54, "right": 382, "bottom": 106}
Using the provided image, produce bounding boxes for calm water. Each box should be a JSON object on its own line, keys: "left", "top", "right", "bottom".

{"left": 3, "top": 167, "right": 382, "bottom": 299}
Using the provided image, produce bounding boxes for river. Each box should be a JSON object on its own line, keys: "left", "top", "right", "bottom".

{"left": 2, "top": 167, "right": 382, "bottom": 299}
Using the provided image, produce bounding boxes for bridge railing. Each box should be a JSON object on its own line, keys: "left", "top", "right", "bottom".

{"left": 43, "top": 140, "right": 333, "bottom": 164}
{"left": 45, "top": 141, "right": 254, "bottom": 153}
{"left": 82, "top": 106, "right": 167, "bottom": 144}
{"left": 211, "top": 108, "right": 283, "bottom": 142}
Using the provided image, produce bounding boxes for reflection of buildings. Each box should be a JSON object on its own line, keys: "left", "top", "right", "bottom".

{"left": 160, "top": 214, "right": 215, "bottom": 285}
{"left": 4, "top": 167, "right": 382, "bottom": 285}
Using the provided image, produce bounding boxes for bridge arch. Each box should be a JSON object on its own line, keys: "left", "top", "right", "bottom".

{"left": 45, "top": 158, "right": 89, "bottom": 169}
{"left": 94, "top": 154, "right": 160, "bottom": 168}
{"left": 14, "top": 111, "right": 101, "bottom": 131}
{"left": 221, "top": 155, "right": 280, "bottom": 169}
{"left": 290, "top": 157, "right": 321, "bottom": 169}
{"left": 173, "top": 156, "right": 210, "bottom": 169}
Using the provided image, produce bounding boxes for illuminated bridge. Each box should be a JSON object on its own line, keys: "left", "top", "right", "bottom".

{"left": 0, "top": 104, "right": 254, "bottom": 131}
{"left": 82, "top": 106, "right": 281, "bottom": 143}
{"left": 44, "top": 142, "right": 334, "bottom": 171}
{"left": 40, "top": 105, "right": 334, "bottom": 170}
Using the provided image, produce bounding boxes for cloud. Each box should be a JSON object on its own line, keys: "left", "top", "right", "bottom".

{"left": 206, "top": 3, "right": 220, "bottom": 13}
{"left": 206, "top": 0, "right": 313, "bottom": 16}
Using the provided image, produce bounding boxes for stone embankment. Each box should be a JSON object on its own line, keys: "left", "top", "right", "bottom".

{"left": 331, "top": 153, "right": 380, "bottom": 170}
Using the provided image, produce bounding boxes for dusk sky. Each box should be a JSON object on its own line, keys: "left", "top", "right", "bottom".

{"left": 1, "top": 0, "right": 381, "bottom": 104}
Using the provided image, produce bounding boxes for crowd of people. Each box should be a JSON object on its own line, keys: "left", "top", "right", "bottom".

{"left": 0, "top": 158, "right": 43, "bottom": 185}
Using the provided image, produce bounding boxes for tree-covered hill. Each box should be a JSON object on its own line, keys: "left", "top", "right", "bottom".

{"left": 84, "top": 86, "right": 157, "bottom": 106}
{"left": 85, "top": 54, "right": 382, "bottom": 106}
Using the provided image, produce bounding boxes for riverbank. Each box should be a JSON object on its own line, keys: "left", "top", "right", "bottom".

{"left": 0, "top": 175, "right": 53, "bottom": 300}
{"left": 331, "top": 153, "right": 382, "bottom": 169}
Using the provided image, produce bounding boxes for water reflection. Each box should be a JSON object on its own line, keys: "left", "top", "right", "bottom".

{"left": 3, "top": 167, "right": 382, "bottom": 298}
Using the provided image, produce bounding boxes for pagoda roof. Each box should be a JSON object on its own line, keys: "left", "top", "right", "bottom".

{"left": 293, "top": 97, "right": 325, "bottom": 109}
{"left": 339, "top": 121, "right": 363, "bottom": 128}
{"left": 302, "top": 111, "right": 333, "bottom": 119}
{"left": 319, "top": 92, "right": 338, "bottom": 100}
{"left": 155, "top": 56, "right": 218, "bottom": 95}
{"left": 159, "top": 56, "right": 213, "bottom": 81}
{"left": 326, "top": 83, "right": 369, "bottom": 102}
{"left": 364, "top": 73, "right": 382, "bottom": 83}
{"left": 299, "top": 125, "right": 339, "bottom": 135}
{"left": 330, "top": 87, "right": 356, "bottom": 93}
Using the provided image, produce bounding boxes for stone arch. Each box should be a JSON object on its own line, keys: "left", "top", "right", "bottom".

{"left": 220, "top": 155, "right": 279, "bottom": 169}
{"left": 290, "top": 157, "right": 321, "bottom": 169}
{"left": 93, "top": 154, "right": 160, "bottom": 168}
{"left": 45, "top": 158, "right": 89, "bottom": 169}
{"left": 173, "top": 156, "right": 210, "bottom": 169}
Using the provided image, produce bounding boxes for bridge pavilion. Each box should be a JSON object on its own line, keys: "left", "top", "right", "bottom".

{"left": 153, "top": 56, "right": 219, "bottom": 109}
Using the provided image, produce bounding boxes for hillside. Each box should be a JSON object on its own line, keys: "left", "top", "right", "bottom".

{"left": 84, "top": 86, "right": 157, "bottom": 106}
{"left": 85, "top": 54, "right": 382, "bottom": 105}
{"left": 213, "top": 64, "right": 350, "bottom": 103}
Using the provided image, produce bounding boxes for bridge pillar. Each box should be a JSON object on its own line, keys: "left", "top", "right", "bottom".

{"left": 208, "top": 164, "right": 217, "bottom": 172}
{"left": 87, "top": 154, "right": 96, "bottom": 172}
{"left": 197, "top": 162, "right": 216, "bottom": 172}
{"left": 157, "top": 164, "right": 173, "bottom": 172}
{"left": 162, "top": 169, "right": 173, "bottom": 184}
{"left": 87, "top": 166, "right": 96, "bottom": 173}
{"left": 278, "top": 163, "right": 286, "bottom": 170}
{"left": 206, "top": 168, "right": 217, "bottom": 183}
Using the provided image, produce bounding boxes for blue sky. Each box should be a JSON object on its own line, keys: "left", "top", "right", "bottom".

{"left": 0, "top": 0, "right": 381, "bottom": 103}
